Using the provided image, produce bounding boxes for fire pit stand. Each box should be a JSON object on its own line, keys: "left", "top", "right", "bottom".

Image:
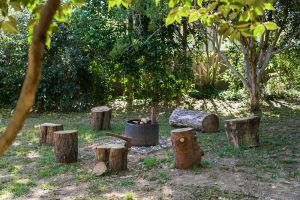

{"left": 124, "top": 119, "right": 159, "bottom": 146}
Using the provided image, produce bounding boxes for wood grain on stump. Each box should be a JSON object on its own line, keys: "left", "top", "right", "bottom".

{"left": 53, "top": 130, "right": 78, "bottom": 163}
{"left": 95, "top": 144, "right": 128, "bottom": 173}
{"left": 91, "top": 106, "right": 112, "bottom": 131}
{"left": 171, "top": 128, "right": 204, "bottom": 169}
{"left": 169, "top": 109, "right": 219, "bottom": 132}
{"left": 224, "top": 116, "right": 260, "bottom": 148}
{"left": 39, "top": 123, "right": 63, "bottom": 146}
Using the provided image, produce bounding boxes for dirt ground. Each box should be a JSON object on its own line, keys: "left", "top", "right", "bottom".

{"left": 0, "top": 100, "right": 299, "bottom": 199}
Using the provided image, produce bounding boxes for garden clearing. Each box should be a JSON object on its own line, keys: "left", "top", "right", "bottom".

{"left": 0, "top": 100, "right": 299, "bottom": 200}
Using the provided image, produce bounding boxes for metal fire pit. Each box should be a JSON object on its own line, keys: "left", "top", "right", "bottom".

{"left": 124, "top": 119, "right": 159, "bottom": 146}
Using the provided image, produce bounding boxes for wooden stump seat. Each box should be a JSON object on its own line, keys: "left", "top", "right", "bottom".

{"left": 54, "top": 130, "right": 78, "bottom": 163}
{"left": 39, "top": 123, "right": 63, "bottom": 146}
{"left": 95, "top": 144, "right": 128, "bottom": 173}
{"left": 171, "top": 128, "right": 204, "bottom": 169}
{"left": 224, "top": 116, "right": 260, "bottom": 148}
{"left": 91, "top": 106, "right": 112, "bottom": 131}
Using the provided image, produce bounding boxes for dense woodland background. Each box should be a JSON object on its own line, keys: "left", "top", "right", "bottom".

{"left": 0, "top": 0, "right": 299, "bottom": 111}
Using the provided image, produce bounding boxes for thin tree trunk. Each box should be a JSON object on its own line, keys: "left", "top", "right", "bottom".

{"left": 0, "top": 0, "right": 61, "bottom": 155}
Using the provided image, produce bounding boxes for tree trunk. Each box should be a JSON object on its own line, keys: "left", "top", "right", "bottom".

{"left": 0, "top": 0, "right": 61, "bottom": 155}
{"left": 171, "top": 128, "right": 204, "bottom": 169}
{"left": 40, "top": 123, "right": 63, "bottom": 146}
{"left": 53, "top": 130, "right": 78, "bottom": 163}
{"left": 95, "top": 144, "right": 128, "bottom": 173}
{"left": 91, "top": 106, "right": 112, "bottom": 131}
{"left": 250, "top": 90, "right": 261, "bottom": 112}
{"left": 224, "top": 116, "right": 260, "bottom": 148}
{"left": 169, "top": 109, "right": 219, "bottom": 132}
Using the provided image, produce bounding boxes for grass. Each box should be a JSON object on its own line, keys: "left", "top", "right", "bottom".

{"left": 0, "top": 100, "right": 299, "bottom": 199}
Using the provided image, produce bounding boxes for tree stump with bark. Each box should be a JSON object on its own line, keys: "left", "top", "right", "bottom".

{"left": 169, "top": 109, "right": 219, "bottom": 132}
{"left": 53, "top": 130, "right": 78, "bottom": 163}
{"left": 39, "top": 123, "right": 63, "bottom": 146}
{"left": 171, "top": 128, "right": 204, "bottom": 169}
{"left": 224, "top": 116, "right": 260, "bottom": 148}
{"left": 93, "top": 133, "right": 131, "bottom": 175}
{"left": 91, "top": 106, "right": 112, "bottom": 131}
{"left": 95, "top": 144, "right": 128, "bottom": 173}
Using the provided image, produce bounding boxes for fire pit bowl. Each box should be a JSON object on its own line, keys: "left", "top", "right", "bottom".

{"left": 124, "top": 119, "right": 159, "bottom": 146}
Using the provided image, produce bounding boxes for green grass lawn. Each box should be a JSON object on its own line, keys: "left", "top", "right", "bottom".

{"left": 0, "top": 100, "right": 299, "bottom": 199}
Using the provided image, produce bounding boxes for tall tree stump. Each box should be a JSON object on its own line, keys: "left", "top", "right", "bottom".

{"left": 224, "top": 116, "right": 260, "bottom": 148}
{"left": 91, "top": 106, "right": 112, "bottom": 131}
{"left": 95, "top": 144, "right": 128, "bottom": 173}
{"left": 171, "top": 128, "right": 204, "bottom": 169}
{"left": 53, "top": 130, "right": 78, "bottom": 163}
{"left": 39, "top": 123, "right": 63, "bottom": 146}
{"left": 169, "top": 109, "right": 219, "bottom": 132}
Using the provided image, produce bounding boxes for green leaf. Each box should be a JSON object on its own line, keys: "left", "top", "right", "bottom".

{"left": 188, "top": 10, "right": 200, "bottom": 23}
{"left": 169, "top": 0, "right": 179, "bottom": 8}
{"left": 1, "top": 20, "right": 19, "bottom": 34}
{"left": 155, "top": 0, "right": 160, "bottom": 6}
{"left": 264, "top": 21, "right": 279, "bottom": 30}
{"left": 264, "top": 3, "right": 275, "bottom": 11}
{"left": 197, "top": 0, "right": 202, "bottom": 7}
{"left": 10, "top": 1, "right": 22, "bottom": 11}
{"left": 253, "top": 24, "right": 265, "bottom": 37}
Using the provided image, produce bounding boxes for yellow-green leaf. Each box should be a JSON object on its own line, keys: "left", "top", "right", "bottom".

{"left": 264, "top": 21, "right": 279, "bottom": 30}
{"left": 253, "top": 24, "right": 265, "bottom": 36}
{"left": 1, "top": 20, "right": 19, "bottom": 34}
{"left": 189, "top": 11, "right": 200, "bottom": 23}
{"left": 264, "top": 3, "right": 275, "bottom": 11}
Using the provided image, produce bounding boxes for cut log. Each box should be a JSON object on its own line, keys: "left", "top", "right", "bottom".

{"left": 224, "top": 116, "right": 260, "bottom": 148}
{"left": 169, "top": 109, "right": 219, "bottom": 132}
{"left": 171, "top": 128, "right": 204, "bottom": 169}
{"left": 91, "top": 106, "right": 112, "bottom": 131}
{"left": 93, "top": 161, "right": 107, "bottom": 176}
{"left": 39, "top": 123, "right": 63, "bottom": 146}
{"left": 53, "top": 130, "right": 78, "bottom": 163}
{"left": 95, "top": 144, "right": 128, "bottom": 173}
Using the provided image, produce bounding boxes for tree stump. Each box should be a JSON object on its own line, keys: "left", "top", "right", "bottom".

{"left": 39, "top": 123, "right": 63, "bottom": 146}
{"left": 171, "top": 128, "right": 204, "bottom": 169}
{"left": 224, "top": 116, "right": 260, "bottom": 148}
{"left": 95, "top": 144, "right": 128, "bottom": 173}
{"left": 169, "top": 109, "right": 219, "bottom": 132}
{"left": 91, "top": 106, "right": 112, "bottom": 131}
{"left": 53, "top": 130, "right": 78, "bottom": 163}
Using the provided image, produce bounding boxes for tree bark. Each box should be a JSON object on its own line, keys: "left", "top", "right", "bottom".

{"left": 224, "top": 116, "right": 260, "bottom": 148}
{"left": 0, "top": 0, "right": 61, "bottom": 155}
{"left": 169, "top": 109, "right": 219, "bottom": 132}
{"left": 91, "top": 106, "right": 112, "bottom": 131}
{"left": 40, "top": 123, "right": 63, "bottom": 146}
{"left": 95, "top": 144, "right": 128, "bottom": 173}
{"left": 53, "top": 130, "right": 78, "bottom": 163}
{"left": 171, "top": 128, "right": 204, "bottom": 169}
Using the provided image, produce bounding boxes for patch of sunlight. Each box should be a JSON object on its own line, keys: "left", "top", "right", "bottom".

{"left": 0, "top": 190, "right": 13, "bottom": 200}
{"left": 8, "top": 165, "right": 21, "bottom": 174}
{"left": 83, "top": 134, "right": 93, "bottom": 140}
{"left": 12, "top": 141, "right": 21, "bottom": 146}
{"left": 34, "top": 124, "right": 41, "bottom": 128}
{"left": 104, "top": 191, "right": 136, "bottom": 199}
{"left": 162, "top": 186, "right": 173, "bottom": 197}
{"left": 27, "top": 151, "right": 40, "bottom": 159}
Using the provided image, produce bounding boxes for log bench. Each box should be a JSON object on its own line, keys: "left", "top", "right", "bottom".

{"left": 169, "top": 109, "right": 219, "bottom": 132}
{"left": 224, "top": 116, "right": 260, "bottom": 148}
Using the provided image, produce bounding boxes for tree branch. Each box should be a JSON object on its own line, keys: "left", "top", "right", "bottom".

{"left": 273, "top": 28, "right": 300, "bottom": 54}
{"left": 0, "top": 0, "right": 61, "bottom": 155}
